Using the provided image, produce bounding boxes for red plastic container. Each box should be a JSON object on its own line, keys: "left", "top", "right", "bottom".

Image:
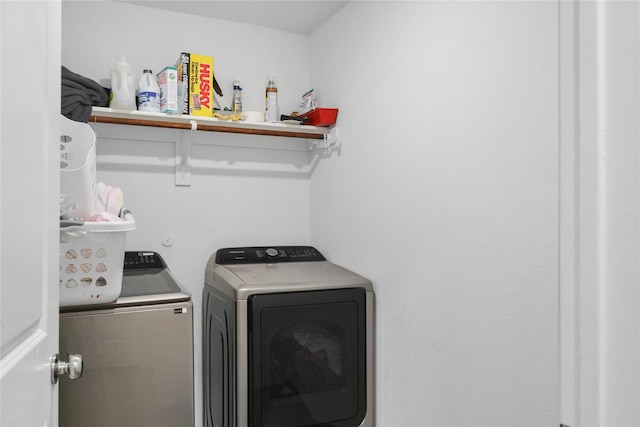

{"left": 300, "top": 108, "right": 338, "bottom": 126}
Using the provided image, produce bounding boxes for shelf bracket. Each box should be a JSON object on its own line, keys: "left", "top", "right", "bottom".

{"left": 309, "top": 126, "right": 340, "bottom": 151}
{"left": 175, "top": 128, "right": 194, "bottom": 186}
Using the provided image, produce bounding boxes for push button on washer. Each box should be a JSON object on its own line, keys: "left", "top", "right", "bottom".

{"left": 266, "top": 248, "right": 278, "bottom": 257}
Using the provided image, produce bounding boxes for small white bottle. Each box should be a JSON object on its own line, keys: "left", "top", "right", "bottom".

{"left": 109, "top": 55, "right": 136, "bottom": 111}
{"left": 265, "top": 76, "right": 278, "bottom": 122}
{"left": 233, "top": 80, "right": 243, "bottom": 113}
{"left": 137, "top": 69, "right": 161, "bottom": 112}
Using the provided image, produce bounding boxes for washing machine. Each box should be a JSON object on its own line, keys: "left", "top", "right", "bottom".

{"left": 203, "top": 246, "right": 374, "bottom": 427}
{"left": 59, "top": 251, "right": 194, "bottom": 427}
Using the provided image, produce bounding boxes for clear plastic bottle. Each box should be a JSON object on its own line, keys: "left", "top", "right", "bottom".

{"left": 137, "top": 69, "right": 161, "bottom": 112}
{"left": 232, "top": 80, "right": 243, "bottom": 113}
{"left": 109, "top": 55, "right": 136, "bottom": 111}
{"left": 265, "top": 76, "right": 278, "bottom": 122}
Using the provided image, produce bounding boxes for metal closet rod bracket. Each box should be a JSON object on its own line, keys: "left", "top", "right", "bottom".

{"left": 174, "top": 122, "right": 337, "bottom": 186}
{"left": 309, "top": 126, "right": 340, "bottom": 151}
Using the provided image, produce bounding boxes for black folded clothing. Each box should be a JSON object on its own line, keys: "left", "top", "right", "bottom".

{"left": 61, "top": 66, "right": 110, "bottom": 123}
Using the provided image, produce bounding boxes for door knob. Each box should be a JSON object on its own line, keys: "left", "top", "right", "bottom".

{"left": 51, "top": 353, "right": 83, "bottom": 384}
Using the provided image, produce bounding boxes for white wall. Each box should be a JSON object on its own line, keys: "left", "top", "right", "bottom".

{"left": 62, "top": 1, "right": 559, "bottom": 426}
{"left": 62, "top": 2, "right": 309, "bottom": 113}
{"left": 309, "top": 2, "right": 559, "bottom": 426}
{"left": 62, "top": 2, "right": 314, "bottom": 425}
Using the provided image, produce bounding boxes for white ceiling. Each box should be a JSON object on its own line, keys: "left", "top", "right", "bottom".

{"left": 117, "top": 0, "right": 347, "bottom": 35}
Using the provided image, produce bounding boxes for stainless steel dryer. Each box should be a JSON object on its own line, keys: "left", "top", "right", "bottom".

{"left": 203, "top": 246, "right": 374, "bottom": 427}
{"left": 59, "top": 251, "right": 194, "bottom": 427}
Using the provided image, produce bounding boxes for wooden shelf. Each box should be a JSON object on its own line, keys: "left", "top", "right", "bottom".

{"left": 89, "top": 106, "right": 340, "bottom": 186}
{"left": 90, "top": 107, "right": 327, "bottom": 140}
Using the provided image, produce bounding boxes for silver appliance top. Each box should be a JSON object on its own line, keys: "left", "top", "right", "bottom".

{"left": 205, "top": 246, "right": 373, "bottom": 300}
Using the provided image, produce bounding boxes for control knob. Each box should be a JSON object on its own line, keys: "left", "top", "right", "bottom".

{"left": 266, "top": 248, "right": 279, "bottom": 257}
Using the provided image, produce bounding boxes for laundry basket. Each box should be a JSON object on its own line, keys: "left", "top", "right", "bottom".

{"left": 59, "top": 211, "right": 135, "bottom": 307}
{"left": 60, "top": 115, "right": 98, "bottom": 220}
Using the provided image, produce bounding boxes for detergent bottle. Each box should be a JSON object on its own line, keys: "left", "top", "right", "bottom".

{"left": 109, "top": 55, "right": 136, "bottom": 111}
{"left": 137, "top": 69, "right": 161, "bottom": 112}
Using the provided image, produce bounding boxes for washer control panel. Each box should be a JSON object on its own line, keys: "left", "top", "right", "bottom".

{"left": 215, "top": 246, "right": 326, "bottom": 265}
{"left": 124, "top": 251, "right": 167, "bottom": 270}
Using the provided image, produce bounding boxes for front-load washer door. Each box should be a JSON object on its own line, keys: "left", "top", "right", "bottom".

{"left": 248, "top": 288, "right": 367, "bottom": 427}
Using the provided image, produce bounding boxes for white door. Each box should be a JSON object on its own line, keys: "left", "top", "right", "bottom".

{"left": 0, "top": 1, "right": 61, "bottom": 426}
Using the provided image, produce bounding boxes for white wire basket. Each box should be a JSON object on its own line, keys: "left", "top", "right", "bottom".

{"left": 60, "top": 115, "right": 98, "bottom": 220}
{"left": 59, "top": 211, "right": 136, "bottom": 307}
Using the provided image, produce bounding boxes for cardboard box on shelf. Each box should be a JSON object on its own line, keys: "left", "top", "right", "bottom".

{"left": 176, "top": 53, "right": 190, "bottom": 115}
{"left": 157, "top": 67, "right": 178, "bottom": 114}
{"left": 175, "top": 52, "right": 214, "bottom": 117}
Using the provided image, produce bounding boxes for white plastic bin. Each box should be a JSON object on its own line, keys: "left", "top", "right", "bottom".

{"left": 59, "top": 212, "right": 135, "bottom": 307}
{"left": 60, "top": 115, "right": 98, "bottom": 220}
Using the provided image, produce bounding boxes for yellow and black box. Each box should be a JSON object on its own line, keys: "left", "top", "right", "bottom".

{"left": 176, "top": 52, "right": 214, "bottom": 117}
